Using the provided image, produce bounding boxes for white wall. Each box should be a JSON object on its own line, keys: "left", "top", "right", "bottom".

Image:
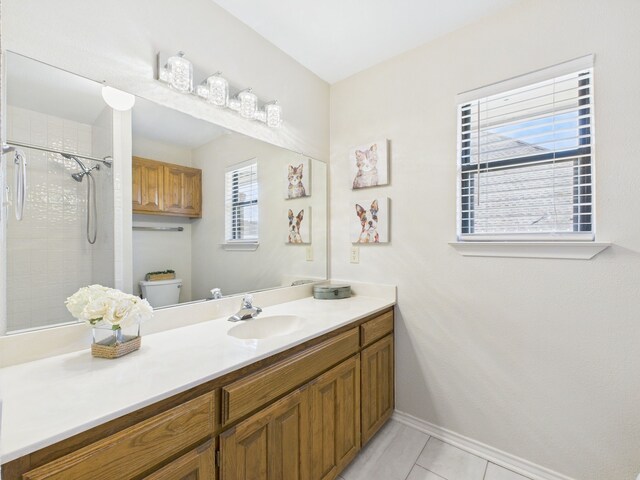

{"left": 191, "top": 133, "right": 327, "bottom": 299}
{"left": 1, "top": 0, "right": 329, "bottom": 161}
{"left": 131, "top": 137, "right": 194, "bottom": 301}
{"left": 330, "top": 1, "right": 640, "bottom": 479}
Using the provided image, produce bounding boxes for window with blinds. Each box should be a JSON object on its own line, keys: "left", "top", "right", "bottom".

{"left": 457, "top": 58, "right": 594, "bottom": 241}
{"left": 225, "top": 160, "right": 258, "bottom": 243}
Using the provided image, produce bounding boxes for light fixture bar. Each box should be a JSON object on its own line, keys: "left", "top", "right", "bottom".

{"left": 156, "top": 51, "right": 282, "bottom": 128}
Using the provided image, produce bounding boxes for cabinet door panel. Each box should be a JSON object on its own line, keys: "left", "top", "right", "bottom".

{"left": 220, "top": 387, "right": 310, "bottom": 480}
{"left": 361, "top": 334, "right": 394, "bottom": 445}
{"left": 143, "top": 440, "right": 216, "bottom": 480}
{"left": 311, "top": 355, "right": 360, "bottom": 480}
{"left": 164, "top": 166, "right": 202, "bottom": 217}
{"left": 133, "top": 157, "right": 164, "bottom": 213}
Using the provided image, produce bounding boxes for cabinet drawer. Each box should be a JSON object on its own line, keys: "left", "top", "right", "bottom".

{"left": 360, "top": 310, "right": 393, "bottom": 347}
{"left": 222, "top": 328, "right": 359, "bottom": 426}
{"left": 23, "top": 392, "right": 216, "bottom": 480}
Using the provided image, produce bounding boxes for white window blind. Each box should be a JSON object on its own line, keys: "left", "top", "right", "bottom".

{"left": 457, "top": 60, "right": 594, "bottom": 241}
{"left": 225, "top": 160, "right": 258, "bottom": 243}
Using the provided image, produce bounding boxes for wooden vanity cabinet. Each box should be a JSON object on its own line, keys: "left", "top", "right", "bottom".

{"left": 143, "top": 440, "right": 216, "bottom": 480}
{"left": 3, "top": 308, "right": 395, "bottom": 480}
{"left": 309, "top": 355, "right": 361, "bottom": 480}
{"left": 21, "top": 392, "right": 217, "bottom": 480}
{"left": 361, "top": 334, "right": 395, "bottom": 445}
{"left": 220, "top": 386, "right": 311, "bottom": 480}
{"left": 132, "top": 156, "right": 202, "bottom": 218}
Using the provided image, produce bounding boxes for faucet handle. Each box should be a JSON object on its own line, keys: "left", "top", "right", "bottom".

{"left": 242, "top": 294, "right": 254, "bottom": 308}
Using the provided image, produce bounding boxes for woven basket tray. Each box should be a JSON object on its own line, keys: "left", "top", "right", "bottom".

{"left": 91, "top": 336, "right": 141, "bottom": 359}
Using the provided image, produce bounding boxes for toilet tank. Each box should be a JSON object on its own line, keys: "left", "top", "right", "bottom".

{"left": 139, "top": 278, "right": 182, "bottom": 308}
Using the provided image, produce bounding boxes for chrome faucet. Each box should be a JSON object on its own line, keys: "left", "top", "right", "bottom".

{"left": 228, "top": 294, "right": 262, "bottom": 322}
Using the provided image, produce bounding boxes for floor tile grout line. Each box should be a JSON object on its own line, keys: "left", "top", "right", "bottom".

{"left": 487, "top": 461, "right": 534, "bottom": 480}
{"left": 423, "top": 466, "right": 449, "bottom": 480}
{"left": 402, "top": 433, "right": 432, "bottom": 480}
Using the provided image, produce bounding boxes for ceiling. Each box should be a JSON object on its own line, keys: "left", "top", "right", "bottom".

{"left": 211, "top": 0, "right": 522, "bottom": 84}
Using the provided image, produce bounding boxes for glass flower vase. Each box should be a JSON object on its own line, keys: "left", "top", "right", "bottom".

{"left": 91, "top": 324, "right": 141, "bottom": 359}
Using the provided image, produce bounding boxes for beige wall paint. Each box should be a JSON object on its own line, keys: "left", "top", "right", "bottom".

{"left": 1, "top": 0, "right": 329, "bottom": 161}
{"left": 330, "top": 1, "right": 640, "bottom": 479}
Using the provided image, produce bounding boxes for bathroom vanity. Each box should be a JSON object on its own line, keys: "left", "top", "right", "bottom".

{"left": 0, "top": 288, "right": 395, "bottom": 480}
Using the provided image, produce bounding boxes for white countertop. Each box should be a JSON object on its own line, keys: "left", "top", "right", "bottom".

{"left": 0, "top": 293, "right": 394, "bottom": 464}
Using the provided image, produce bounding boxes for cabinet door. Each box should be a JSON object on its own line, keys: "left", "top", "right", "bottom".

{"left": 361, "top": 334, "right": 394, "bottom": 445}
{"left": 143, "top": 440, "right": 216, "bottom": 480}
{"left": 220, "top": 386, "right": 311, "bottom": 480}
{"left": 164, "top": 165, "right": 202, "bottom": 217}
{"left": 133, "top": 157, "right": 164, "bottom": 213}
{"left": 310, "top": 356, "right": 360, "bottom": 480}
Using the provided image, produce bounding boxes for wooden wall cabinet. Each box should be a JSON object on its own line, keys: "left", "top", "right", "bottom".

{"left": 132, "top": 156, "right": 202, "bottom": 218}
{"left": 132, "top": 157, "right": 164, "bottom": 213}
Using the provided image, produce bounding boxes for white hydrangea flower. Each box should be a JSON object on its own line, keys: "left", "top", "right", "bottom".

{"left": 65, "top": 284, "right": 153, "bottom": 328}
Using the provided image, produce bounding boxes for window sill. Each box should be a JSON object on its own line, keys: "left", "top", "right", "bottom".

{"left": 448, "top": 241, "right": 611, "bottom": 260}
{"left": 221, "top": 242, "right": 259, "bottom": 251}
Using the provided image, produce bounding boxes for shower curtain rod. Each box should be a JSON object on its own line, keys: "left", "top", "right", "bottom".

{"left": 3, "top": 140, "right": 111, "bottom": 163}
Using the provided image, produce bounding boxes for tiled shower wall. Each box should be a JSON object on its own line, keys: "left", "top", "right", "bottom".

{"left": 6, "top": 106, "right": 113, "bottom": 332}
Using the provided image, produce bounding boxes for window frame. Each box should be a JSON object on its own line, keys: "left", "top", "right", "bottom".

{"left": 224, "top": 159, "right": 259, "bottom": 246}
{"left": 455, "top": 57, "right": 597, "bottom": 243}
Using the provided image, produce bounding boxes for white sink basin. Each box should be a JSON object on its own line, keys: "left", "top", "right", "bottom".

{"left": 227, "top": 315, "right": 306, "bottom": 340}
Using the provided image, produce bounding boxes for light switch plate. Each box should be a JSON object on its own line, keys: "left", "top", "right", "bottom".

{"left": 350, "top": 246, "right": 360, "bottom": 264}
{"left": 306, "top": 246, "right": 313, "bottom": 261}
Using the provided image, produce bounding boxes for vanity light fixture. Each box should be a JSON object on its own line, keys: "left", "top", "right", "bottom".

{"left": 237, "top": 88, "right": 258, "bottom": 119}
{"left": 164, "top": 52, "right": 193, "bottom": 93}
{"left": 156, "top": 51, "right": 282, "bottom": 128}
{"left": 264, "top": 101, "right": 282, "bottom": 128}
{"left": 206, "top": 72, "right": 229, "bottom": 107}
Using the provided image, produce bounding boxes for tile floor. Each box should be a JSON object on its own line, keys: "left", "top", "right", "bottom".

{"left": 339, "top": 420, "right": 531, "bottom": 480}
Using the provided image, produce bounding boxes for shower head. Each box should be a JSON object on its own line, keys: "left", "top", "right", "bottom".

{"left": 71, "top": 171, "right": 85, "bottom": 182}
{"left": 61, "top": 153, "right": 90, "bottom": 173}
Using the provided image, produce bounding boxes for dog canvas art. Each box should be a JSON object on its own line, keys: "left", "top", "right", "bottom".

{"left": 285, "top": 158, "right": 311, "bottom": 199}
{"left": 351, "top": 197, "right": 389, "bottom": 244}
{"left": 287, "top": 207, "right": 311, "bottom": 244}
{"left": 350, "top": 140, "right": 389, "bottom": 189}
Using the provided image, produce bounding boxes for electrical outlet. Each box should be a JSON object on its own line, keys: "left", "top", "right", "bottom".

{"left": 306, "top": 246, "right": 313, "bottom": 261}
{"left": 350, "top": 246, "right": 360, "bottom": 264}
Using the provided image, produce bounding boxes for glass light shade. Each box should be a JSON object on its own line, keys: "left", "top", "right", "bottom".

{"left": 101, "top": 86, "right": 136, "bottom": 111}
{"left": 227, "top": 98, "right": 241, "bottom": 111}
{"left": 238, "top": 89, "right": 258, "bottom": 119}
{"left": 265, "top": 102, "right": 282, "bottom": 128}
{"left": 206, "top": 74, "right": 229, "bottom": 107}
{"left": 254, "top": 109, "right": 267, "bottom": 123}
{"left": 195, "top": 84, "right": 209, "bottom": 100}
{"left": 167, "top": 52, "right": 193, "bottom": 93}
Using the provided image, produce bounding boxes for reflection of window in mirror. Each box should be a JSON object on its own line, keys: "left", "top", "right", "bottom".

{"left": 225, "top": 160, "right": 259, "bottom": 243}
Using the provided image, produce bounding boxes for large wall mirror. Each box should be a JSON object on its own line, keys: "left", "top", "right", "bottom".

{"left": 0, "top": 51, "right": 328, "bottom": 334}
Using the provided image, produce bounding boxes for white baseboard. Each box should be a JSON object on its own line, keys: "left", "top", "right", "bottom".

{"left": 392, "top": 410, "right": 576, "bottom": 480}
